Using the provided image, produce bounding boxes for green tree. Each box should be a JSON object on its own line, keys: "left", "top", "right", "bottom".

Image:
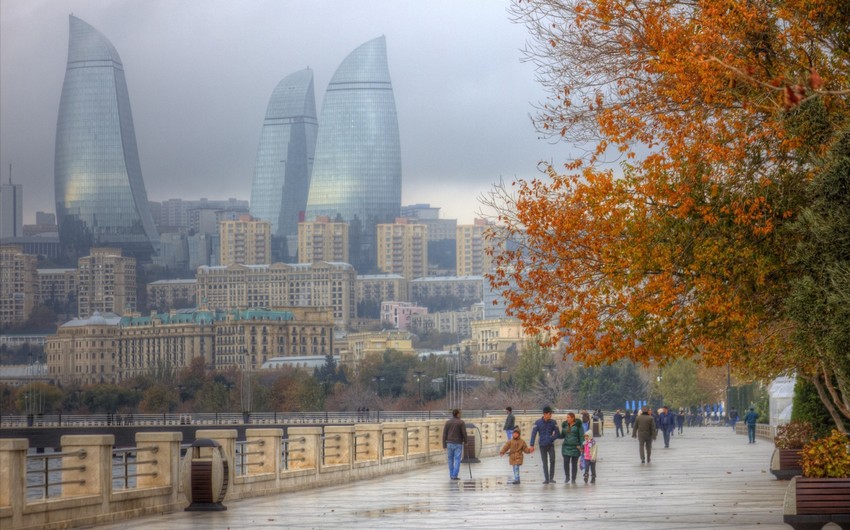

{"left": 513, "top": 339, "right": 553, "bottom": 392}
{"left": 657, "top": 359, "right": 711, "bottom": 410}
{"left": 786, "top": 129, "right": 850, "bottom": 431}
{"left": 357, "top": 349, "right": 419, "bottom": 398}
{"left": 792, "top": 377, "right": 836, "bottom": 438}
{"left": 139, "top": 384, "right": 179, "bottom": 413}
{"left": 269, "top": 368, "right": 324, "bottom": 411}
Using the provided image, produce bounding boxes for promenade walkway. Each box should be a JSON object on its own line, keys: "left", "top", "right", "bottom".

{"left": 85, "top": 426, "right": 789, "bottom": 530}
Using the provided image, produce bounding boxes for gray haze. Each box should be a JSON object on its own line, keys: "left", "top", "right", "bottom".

{"left": 0, "top": 0, "right": 560, "bottom": 224}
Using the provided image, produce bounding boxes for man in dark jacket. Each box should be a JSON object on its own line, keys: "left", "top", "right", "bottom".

{"left": 503, "top": 406, "right": 516, "bottom": 441}
{"left": 744, "top": 407, "right": 759, "bottom": 443}
{"left": 529, "top": 406, "right": 561, "bottom": 484}
{"left": 633, "top": 406, "right": 658, "bottom": 463}
{"left": 613, "top": 409, "right": 625, "bottom": 437}
{"left": 657, "top": 406, "right": 675, "bottom": 448}
{"left": 442, "top": 408, "right": 468, "bottom": 480}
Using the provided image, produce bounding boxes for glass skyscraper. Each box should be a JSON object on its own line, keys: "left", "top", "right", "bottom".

{"left": 306, "top": 36, "right": 402, "bottom": 272}
{"left": 250, "top": 68, "right": 318, "bottom": 250}
{"left": 54, "top": 15, "right": 159, "bottom": 260}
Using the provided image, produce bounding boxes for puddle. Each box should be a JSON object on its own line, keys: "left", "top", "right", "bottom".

{"left": 355, "top": 502, "right": 433, "bottom": 517}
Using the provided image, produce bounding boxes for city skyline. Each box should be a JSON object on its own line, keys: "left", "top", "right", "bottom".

{"left": 0, "top": 1, "right": 560, "bottom": 226}
{"left": 54, "top": 15, "right": 160, "bottom": 259}
{"left": 249, "top": 68, "right": 317, "bottom": 239}
{"left": 306, "top": 36, "right": 401, "bottom": 271}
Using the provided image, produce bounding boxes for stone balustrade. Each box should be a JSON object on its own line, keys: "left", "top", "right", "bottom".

{"left": 1, "top": 415, "right": 537, "bottom": 530}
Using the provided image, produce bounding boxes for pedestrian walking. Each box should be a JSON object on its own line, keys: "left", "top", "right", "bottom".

{"left": 633, "top": 406, "right": 657, "bottom": 463}
{"left": 442, "top": 408, "right": 467, "bottom": 480}
{"left": 744, "top": 407, "right": 759, "bottom": 443}
{"left": 560, "top": 411, "right": 584, "bottom": 483}
{"left": 582, "top": 431, "right": 598, "bottom": 483}
{"left": 613, "top": 409, "right": 625, "bottom": 437}
{"left": 503, "top": 406, "right": 516, "bottom": 441}
{"left": 729, "top": 407, "right": 739, "bottom": 431}
{"left": 657, "top": 406, "right": 675, "bottom": 448}
{"left": 500, "top": 427, "right": 532, "bottom": 484}
{"left": 529, "top": 406, "right": 560, "bottom": 484}
{"left": 676, "top": 408, "right": 685, "bottom": 435}
{"left": 624, "top": 409, "right": 633, "bottom": 434}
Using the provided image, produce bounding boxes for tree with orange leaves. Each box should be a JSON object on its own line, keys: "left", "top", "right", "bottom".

{"left": 486, "top": 0, "right": 850, "bottom": 429}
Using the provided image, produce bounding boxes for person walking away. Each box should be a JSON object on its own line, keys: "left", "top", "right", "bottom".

{"left": 442, "top": 408, "right": 468, "bottom": 480}
{"left": 500, "top": 427, "right": 532, "bottom": 484}
{"left": 503, "top": 406, "right": 516, "bottom": 441}
{"left": 529, "top": 406, "right": 560, "bottom": 484}
{"left": 676, "top": 408, "right": 685, "bottom": 435}
{"left": 560, "top": 412, "right": 584, "bottom": 483}
{"left": 729, "top": 408, "right": 739, "bottom": 431}
{"left": 582, "top": 431, "right": 599, "bottom": 483}
{"left": 633, "top": 406, "right": 657, "bottom": 463}
{"left": 624, "top": 409, "right": 633, "bottom": 434}
{"left": 744, "top": 407, "right": 759, "bottom": 443}
{"left": 657, "top": 406, "right": 675, "bottom": 448}
{"left": 613, "top": 409, "right": 625, "bottom": 437}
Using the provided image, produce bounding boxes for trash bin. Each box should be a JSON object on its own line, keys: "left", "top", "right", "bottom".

{"left": 181, "top": 438, "right": 229, "bottom": 511}
{"left": 462, "top": 422, "right": 482, "bottom": 463}
{"left": 592, "top": 419, "right": 602, "bottom": 437}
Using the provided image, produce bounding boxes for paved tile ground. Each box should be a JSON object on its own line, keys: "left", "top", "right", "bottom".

{"left": 86, "top": 426, "right": 790, "bottom": 530}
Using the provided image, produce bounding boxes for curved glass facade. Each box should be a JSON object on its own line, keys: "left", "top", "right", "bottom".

{"left": 306, "top": 36, "right": 401, "bottom": 270}
{"left": 54, "top": 15, "right": 159, "bottom": 260}
{"left": 250, "top": 69, "right": 318, "bottom": 240}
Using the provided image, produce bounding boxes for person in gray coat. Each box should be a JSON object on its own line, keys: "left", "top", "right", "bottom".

{"left": 632, "top": 406, "right": 658, "bottom": 463}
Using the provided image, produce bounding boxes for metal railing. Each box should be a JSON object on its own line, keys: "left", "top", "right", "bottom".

{"left": 234, "top": 439, "right": 265, "bottom": 476}
{"left": 26, "top": 448, "right": 86, "bottom": 499}
{"left": 112, "top": 445, "right": 159, "bottom": 490}
{"left": 280, "top": 435, "right": 306, "bottom": 472}
{"left": 2, "top": 409, "right": 505, "bottom": 429}
{"left": 353, "top": 432, "right": 371, "bottom": 461}
{"left": 320, "top": 434, "right": 341, "bottom": 466}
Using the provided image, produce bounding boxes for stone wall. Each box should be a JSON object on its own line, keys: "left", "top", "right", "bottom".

{"left": 1, "top": 415, "right": 534, "bottom": 530}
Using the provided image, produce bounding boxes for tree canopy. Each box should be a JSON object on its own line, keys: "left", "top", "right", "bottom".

{"left": 487, "top": 0, "right": 850, "bottom": 429}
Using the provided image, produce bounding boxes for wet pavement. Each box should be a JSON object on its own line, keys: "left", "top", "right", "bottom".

{"left": 85, "top": 426, "right": 789, "bottom": 529}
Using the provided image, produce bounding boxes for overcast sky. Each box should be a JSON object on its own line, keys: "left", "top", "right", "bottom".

{"left": 0, "top": 0, "right": 562, "bottom": 224}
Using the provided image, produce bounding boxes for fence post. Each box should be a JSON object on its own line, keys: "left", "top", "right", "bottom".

{"left": 0, "top": 438, "right": 28, "bottom": 528}
{"left": 135, "top": 432, "right": 182, "bottom": 492}
{"left": 60, "top": 433, "right": 114, "bottom": 515}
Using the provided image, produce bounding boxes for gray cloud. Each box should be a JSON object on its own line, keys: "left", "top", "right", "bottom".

{"left": 0, "top": 0, "right": 560, "bottom": 224}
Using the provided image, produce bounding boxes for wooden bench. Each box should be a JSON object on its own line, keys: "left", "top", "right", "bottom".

{"left": 771, "top": 448, "right": 803, "bottom": 480}
{"left": 783, "top": 476, "right": 850, "bottom": 530}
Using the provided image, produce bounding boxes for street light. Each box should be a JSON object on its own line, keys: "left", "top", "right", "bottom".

{"left": 371, "top": 376, "right": 385, "bottom": 397}
{"left": 493, "top": 365, "right": 506, "bottom": 389}
{"left": 413, "top": 370, "right": 425, "bottom": 404}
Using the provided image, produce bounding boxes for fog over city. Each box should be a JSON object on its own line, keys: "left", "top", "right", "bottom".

{"left": 0, "top": 0, "right": 562, "bottom": 224}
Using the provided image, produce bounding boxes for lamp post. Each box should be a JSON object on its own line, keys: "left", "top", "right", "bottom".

{"left": 493, "top": 365, "right": 506, "bottom": 389}
{"left": 413, "top": 370, "right": 425, "bottom": 404}
{"left": 371, "top": 376, "right": 385, "bottom": 397}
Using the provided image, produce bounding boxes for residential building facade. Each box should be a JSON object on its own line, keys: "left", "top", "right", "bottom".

{"left": 456, "top": 219, "right": 494, "bottom": 276}
{"left": 380, "top": 301, "right": 428, "bottom": 331}
{"left": 45, "top": 307, "right": 334, "bottom": 385}
{"left": 376, "top": 219, "right": 428, "bottom": 280}
{"left": 219, "top": 216, "right": 272, "bottom": 266}
{"left": 298, "top": 216, "right": 349, "bottom": 263}
{"left": 196, "top": 261, "right": 356, "bottom": 328}
{"left": 146, "top": 279, "right": 198, "bottom": 311}
{"left": 0, "top": 245, "right": 37, "bottom": 326}
{"left": 77, "top": 247, "right": 136, "bottom": 318}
